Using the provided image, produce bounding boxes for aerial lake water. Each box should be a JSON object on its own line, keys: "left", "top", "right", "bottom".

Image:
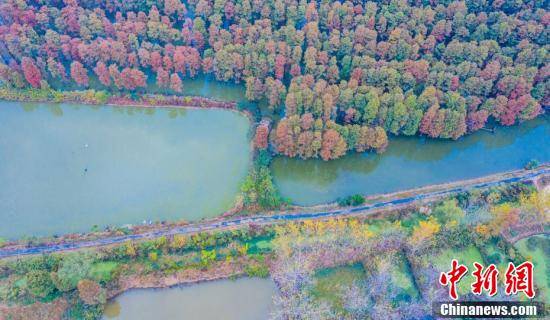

{"left": 272, "top": 116, "right": 549, "bottom": 206}
{"left": 103, "top": 278, "right": 277, "bottom": 320}
{"left": 0, "top": 101, "right": 250, "bottom": 239}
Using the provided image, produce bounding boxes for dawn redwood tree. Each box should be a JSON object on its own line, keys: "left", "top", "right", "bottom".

{"left": 120, "top": 68, "right": 146, "bottom": 90}
{"left": 254, "top": 123, "right": 269, "bottom": 150}
{"left": 163, "top": 0, "right": 186, "bottom": 17}
{"left": 21, "top": 57, "right": 42, "bottom": 88}
{"left": 274, "top": 54, "right": 286, "bottom": 80}
{"left": 320, "top": 129, "right": 347, "bottom": 161}
{"left": 273, "top": 118, "right": 297, "bottom": 157}
{"left": 170, "top": 73, "right": 183, "bottom": 92}
{"left": 47, "top": 58, "right": 67, "bottom": 81}
{"left": 93, "top": 61, "right": 110, "bottom": 86}
{"left": 173, "top": 50, "right": 186, "bottom": 74}
{"left": 109, "top": 64, "right": 123, "bottom": 89}
{"left": 156, "top": 67, "right": 170, "bottom": 88}
{"left": 70, "top": 61, "right": 89, "bottom": 87}
{"left": 150, "top": 51, "right": 162, "bottom": 70}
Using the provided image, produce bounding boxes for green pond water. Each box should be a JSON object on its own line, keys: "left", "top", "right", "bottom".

{"left": 146, "top": 74, "right": 270, "bottom": 117}
{"left": 272, "top": 117, "right": 549, "bottom": 205}
{"left": 174, "top": 75, "right": 274, "bottom": 119}
{"left": 103, "top": 278, "right": 277, "bottom": 320}
{"left": 172, "top": 74, "right": 249, "bottom": 103}
{"left": 0, "top": 101, "right": 250, "bottom": 239}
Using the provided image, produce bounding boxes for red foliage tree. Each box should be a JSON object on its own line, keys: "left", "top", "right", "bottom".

{"left": 186, "top": 48, "right": 201, "bottom": 77}
{"left": 290, "top": 64, "right": 301, "bottom": 77}
{"left": 274, "top": 54, "right": 286, "bottom": 80}
{"left": 70, "top": 61, "right": 88, "bottom": 86}
{"left": 170, "top": 73, "right": 183, "bottom": 92}
{"left": 173, "top": 50, "right": 186, "bottom": 74}
{"left": 320, "top": 129, "right": 347, "bottom": 160}
{"left": 21, "top": 57, "right": 42, "bottom": 88}
{"left": 93, "top": 61, "right": 110, "bottom": 86}
{"left": 274, "top": 119, "right": 296, "bottom": 157}
{"left": 467, "top": 110, "right": 489, "bottom": 132}
{"left": 120, "top": 67, "right": 146, "bottom": 90}
{"left": 300, "top": 113, "right": 314, "bottom": 130}
{"left": 109, "top": 64, "right": 123, "bottom": 89}
{"left": 150, "top": 51, "right": 162, "bottom": 70}
{"left": 420, "top": 104, "right": 438, "bottom": 137}
{"left": 164, "top": 0, "right": 186, "bottom": 16}
{"left": 404, "top": 59, "right": 429, "bottom": 82}
{"left": 254, "top": 123, "right": 269, "bottom": 150}
{"left": 156, "top": 68, "right": 170, "bottom": 88}
{"left": 162, "top": 55, "right": 173, "bottom": 72}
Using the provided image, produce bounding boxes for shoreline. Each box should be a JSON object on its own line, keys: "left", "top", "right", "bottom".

{"left": 105, "top": 261, "right": 247, "bottom": 301}
{"left": 0, "top": 265, "right": 246, "bottom": 320}
{"left": 0, "top": 90, "right": 255, "bottom": 123}
{"left": 0, "top": 254, "right": 274, "bottom": 320}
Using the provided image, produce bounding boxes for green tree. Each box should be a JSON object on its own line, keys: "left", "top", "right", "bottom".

{"left": 200, "top": 249, "right": 217, "bottom": 268}
{"left": 241, "top": 167, "right": 282, "bottom": 210}
{"left": 433, "top": 200, "right": 464, "bottom": 224}
{"left": 26, "top": 270, "right": 56, "bottom": 298}
{"left": 52, "top": 253, "right": 93, "bottom": 292}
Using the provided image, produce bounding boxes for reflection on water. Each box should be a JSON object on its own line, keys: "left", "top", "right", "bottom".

{"left": 147, "top": 74, "right": 272, "bottom": 119}
{"left": 145, "top": 74, "right": 250, "bottom": 105}
{"left": 272, "top": 117, "right": 549, "bottom": 205}
{"left": 0, "top": 101, "right": 250, "bottom": 239}
{"left": 103, "top": 278, "right": 276, "bottom": 320}
{"left": 179, "top": 74, "right": 248, "bottom": 102}
{"left": 47, "top": 104, "right": 63, "bottom": 116}
{"left": 103, "top": 301, "right": 121, "bottom": 318}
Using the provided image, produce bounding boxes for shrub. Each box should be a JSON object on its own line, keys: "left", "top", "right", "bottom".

{"left": 244, "top": 264, "right": 270, "bottom": 278}
{"left": 65, "top": 300, "right": 103, "bottom": 320}
{"left": 337, "top": 194, "right": 365, "bottom": 207}
{"left": 524, "top": 159, "right": 539, "bottom": 170}
{"left": 200, "top": 249, "right": 217, "bottom": 268}
{"left": 77, "top": 279, "right": 105, "bottom": 305}
{"left": 26, "top": 270, "right": 56, "bottom": 299}
{"left": 89, "top": 262, "right": 118, "bottom": 283}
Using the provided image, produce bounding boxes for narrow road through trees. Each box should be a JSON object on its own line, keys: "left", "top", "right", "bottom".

{"left": 0, "top": 166, "right": 548, "bottom": 259}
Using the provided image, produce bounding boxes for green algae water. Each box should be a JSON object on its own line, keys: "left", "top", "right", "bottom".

{"left": 103, "top": 278, "right": 276, "bottom": 320}
{"left": 0, "top": 101, "right": 250, "bottom": 239}
{"left": 149, "top": 74, "right": 267, "bottom": 113}
{"left": 178, "top": 74, "right": 248, "bottom": 102}
{"left": 272, "top": 117, "right": 549, "bottom": 206}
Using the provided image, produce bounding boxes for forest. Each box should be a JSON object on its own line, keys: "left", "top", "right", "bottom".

{"left": 0, "top": 0, "right": 548, "bottom": 159}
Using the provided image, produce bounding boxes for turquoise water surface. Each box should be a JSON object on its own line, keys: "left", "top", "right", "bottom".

{"left": 272, "top": 117, "right": 549, "bottom": 205}
{"left": 0, "top": 101, "right": 250, "bottom": 238}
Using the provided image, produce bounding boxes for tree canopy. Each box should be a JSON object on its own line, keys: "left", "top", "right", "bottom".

{"left": 0, "top": 0, "right": 547, "bottom": 159}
